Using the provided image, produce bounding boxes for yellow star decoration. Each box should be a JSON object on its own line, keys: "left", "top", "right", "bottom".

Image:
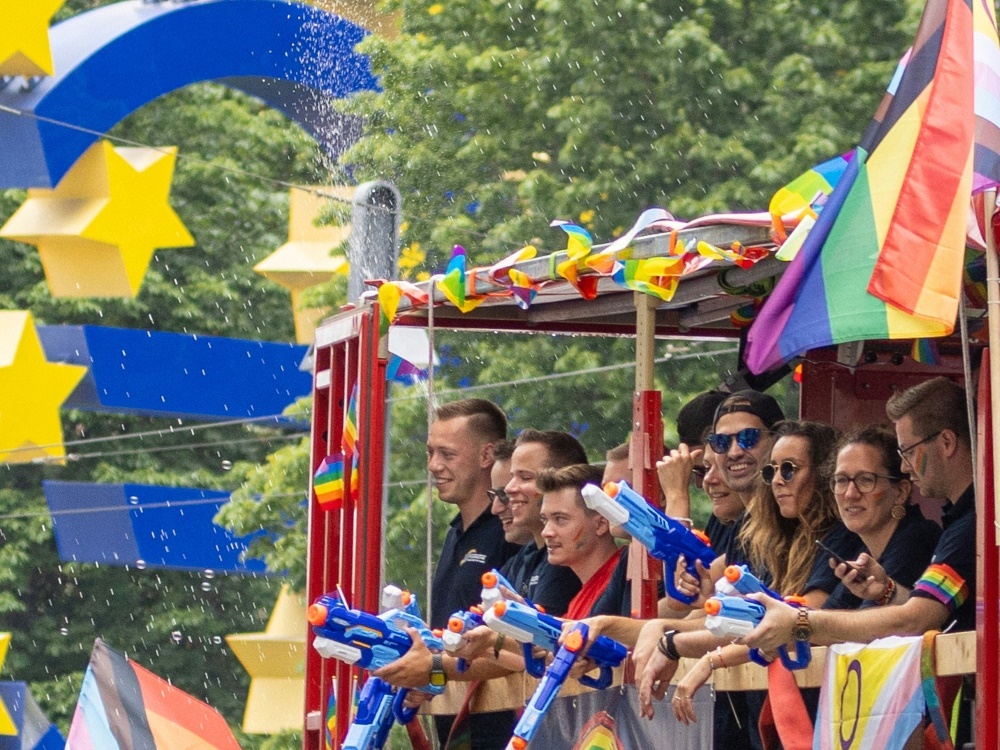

{"left": 0, "top": 311, "right": 87, "bottom": 464}
{"left": 254, "top": 187, "right": 351, "bottom": 343}
{"left": 226, "top": 586, "right": 307, "bottom": 734}
{"left": 0, "top": 0, "right": 64, "bottom": 77}
{"left": 0, "top": 633, "right": 14, "bottom": 735}
{"left": 0, "top": 140, "right": 194, "bottom": 298}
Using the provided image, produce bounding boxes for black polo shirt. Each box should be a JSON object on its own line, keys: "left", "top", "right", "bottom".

{"left": 500, "top": 542, "right": 580, "bottom": 616}
{"left": 911, "top": 484, "right": 976, "bottom": 631}
{"left": 430, "top": 506, "right": 520, "bottom": 629}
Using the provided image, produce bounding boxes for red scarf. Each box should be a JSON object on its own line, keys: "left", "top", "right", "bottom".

{"left": 564, "top": 546, "right": 625, "bottom": 620}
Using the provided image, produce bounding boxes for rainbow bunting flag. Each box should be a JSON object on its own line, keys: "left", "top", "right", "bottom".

{"left": 611, "top": 257, "right": 684, "bottom": 302}
{"left": 745, "top": 0, "right": 1000, "bottom": 375}
{"left": 552, "top": 221, "right": 599, "bottom": 299}
{"left": 436, "top": 245, "right": 484, "bottom": 312}
{"left": 313, "top": 453, "right": 345, "bottom": 510}
{"left": 377, "top": 279, "right": 429, "bottom": 335}
{"left": 324, "top": 678, "right": 336, "bottom": 750}
{"left": 343, "top": 383, "right": 360, "bottom": 495}
{"left": 911, "top": 337, "right": 940, "bottom": 365}
{"left": 769, "top": 152, "right": 852, "bottom": 235}
{"left": 508, "top": 268, "right": 536, "bottom": 309}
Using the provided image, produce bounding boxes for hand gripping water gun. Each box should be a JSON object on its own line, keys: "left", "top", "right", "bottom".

{"left": 581, "top": 480, "right": 715, "bottom": 604}
{"left": 441, "top": 606, "right": 485, "bottom": 673}
{"left": 482, "top": 599, "right": 625, "bottom": 681}
{"left": 307, "top": 586, "right": 445, "bottom": 731}
{"left": 703, "top": 594, "right": 811, "bottom": 670}
{"left": 504, "top": 622, "right": 627, "bottom": 750}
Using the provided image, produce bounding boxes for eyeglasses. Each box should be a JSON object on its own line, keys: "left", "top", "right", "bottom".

{"left": 486, "top": 488, "right": 510, "bottom": 505}
{"left": 707, "top": 428, "right": 765, "bottom": 454}
{"left": 829, "top": 472, "right": 898, "bottom": 495}
{"left": 896, "top": 431, "right": 942, "bottom": 463}
{"left": 760, "top": 460, "right": 801, "bottom": 485}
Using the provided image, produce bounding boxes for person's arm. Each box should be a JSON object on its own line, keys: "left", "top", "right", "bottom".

{"left": 658, "top": 444, "right": 702, "bottom": 519}
{"left": 671, "top": 643, "right": 750, "bottom": 725}
{"left": 740, "top": 593, "right": 949, "bottom": 652}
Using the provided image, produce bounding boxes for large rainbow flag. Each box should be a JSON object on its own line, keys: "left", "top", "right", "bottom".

{"left": 65, "top": 639, "right": 239, "bottom": 750}
{"left": 745, "top": 0, "right": 1000, "bottom": 374}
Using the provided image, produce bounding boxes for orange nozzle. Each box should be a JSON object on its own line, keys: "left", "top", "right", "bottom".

{"left": 493, "top": 601, "right": 507, "bottom": 616}
{"left": 693, "top": 529, "right": 710, "bottom": 545}
{"left": 482, "top": 571, "right": 498, "bottom": 588}
{"left": 448, "top": 617, "right": 465, "bottom": 633}
{"left": 512, "top": 738, "right": 527, "bottom": 750}
{"left": 602, "top": 482, "right": 620, "bottom": 497}
{"left": 785, "top": 595, "right": 807, "bottom": 606}
{"left": 566, "top": 630, "right": 584, "bottom": 653}
{"left": 307, "top": 603, "right": 328, "bottom": 626}
{"left": 724, "top": 566, "right": 741, "bottom": 583}
{"left": 470, "top": 605, "right": 483, "bottom": 615}
{"left": 402, "top": 592, "right": 412, "bottom": 605}
{"left": 536, "top": 604, "right": 546, "bottom": 614}
{"left": 704, "top": 598, "right": 722, "bottom": 616}
{"left": 433, "top": 629, "right": 443, "bottom": 637}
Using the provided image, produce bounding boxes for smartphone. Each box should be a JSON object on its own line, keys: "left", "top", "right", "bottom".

{"left": 815, "top": 539, "right": 860, "bottom": 570}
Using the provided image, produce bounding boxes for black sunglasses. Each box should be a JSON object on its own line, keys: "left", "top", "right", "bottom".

{"left": 760, "top": 460, "right": 801, "bottom": 485}
{"left": 487, "top": 488, "right": 510, "bottom": 505}
{"left": 707, "top": 428, "right": 765, "bottom": 454}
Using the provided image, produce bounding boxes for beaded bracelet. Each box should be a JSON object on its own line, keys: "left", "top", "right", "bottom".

{"left": 877, "top": 578, "right": 896, "bottom": 606}
{"left": 707, "top": 654, "right": 717, "bottom": 672}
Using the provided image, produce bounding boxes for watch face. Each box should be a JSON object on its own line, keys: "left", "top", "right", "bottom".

{"left": 792, "top": 625, "right": 811, "bottom": 642}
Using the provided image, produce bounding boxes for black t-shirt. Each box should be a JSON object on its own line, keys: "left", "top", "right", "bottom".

{"left": 803, "top": 523, "right": 864, "bottom": 596}
{"left": 824, "top": 504, "right": 942, "bottom": 611}
{"left": 911, "top": 484, "right": 976, "bottom": 631}
{"left": 590, "top": 545, "right": 632, "bottom": 617}
{"left": 500, "top": 542, "right": 581, "bottom": 616}
{"left": 430, "top": 507, "right": 521, "bottom": 629}
{"left": 705, "top": 514, "right": 738, "bottom": 558}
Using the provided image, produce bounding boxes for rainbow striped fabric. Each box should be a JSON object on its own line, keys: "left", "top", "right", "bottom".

{"left": 343, "top": 384, "right": 360, "bottom": 495}
{"left": 913, "top": 562, "right": 969, "bottom": 613}
{"left": 313, "top": 453, "right": 345, "bottom": 510}
{"left": 746, "top": 0, "right": 1000, "bottom": 374}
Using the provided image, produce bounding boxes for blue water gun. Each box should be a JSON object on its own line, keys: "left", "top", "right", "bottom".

{"left": 341, "top": 677, "right": 396, "bottom": 750}
{"left": 441, "top": 606, "right": 485, "bottom": 673}
{"left": 480, "top": 568, "right": 524, "bottom": 608}
{"left": 482, "top": 599, "right": 625, "bottom": 682}
{"left": 704, "top": 595, "right": 810, "bottom": 670}
{"left": 504, "top": 622, "right": 627, "bottom": 750}
{"left": 581, "top": 480, "right": 715, "bottom": 604}
{"left": 307, "top": 587, "right": 445, "bottom": 726}
{"left": 715, "top": 564, "right": 782, "bottom": 600}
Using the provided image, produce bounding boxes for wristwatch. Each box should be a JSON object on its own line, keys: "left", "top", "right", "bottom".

{"left": 430, "top": 653, "right": 447, "bottom": 687}
{"left": 791, "top": 607, "right": 812, "bottom": 642}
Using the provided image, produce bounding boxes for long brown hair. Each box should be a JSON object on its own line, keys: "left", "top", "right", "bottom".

{"left": 739, "top": 420, "right": 840, "bottom": 595}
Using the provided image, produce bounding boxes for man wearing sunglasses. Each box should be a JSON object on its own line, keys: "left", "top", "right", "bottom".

{"left": 709, "top": 390, "right": 786, "bottom": 503}
{"left": 741, "top": 377, "right": 975, "bottom": 744}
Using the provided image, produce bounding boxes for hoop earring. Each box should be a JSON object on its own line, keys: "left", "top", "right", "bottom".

{"left": 891, "top": 503, "right": 906, "bottom": 520}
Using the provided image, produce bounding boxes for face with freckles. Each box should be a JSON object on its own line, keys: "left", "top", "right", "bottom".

{"left": 832, "top": 443, "right": 907, "bottom": 538}
{"left": 767, "top": 435, "right": 815, "bottom": 519}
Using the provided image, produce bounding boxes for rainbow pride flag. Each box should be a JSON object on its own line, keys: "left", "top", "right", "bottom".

{"left": 313, "top": 453, "right": 345, "bottom": 510}
{"left": 745, "top": 0, "right": 1000, "bottom": 374}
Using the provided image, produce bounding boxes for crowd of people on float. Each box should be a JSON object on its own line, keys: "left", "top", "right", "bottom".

{"left": 370, "top": 376, "right": 976, "bottom": 749}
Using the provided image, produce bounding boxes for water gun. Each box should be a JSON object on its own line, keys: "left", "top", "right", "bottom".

{"left": 341, "top": 676, "right": 396, "bottom": 750}
{"left": 480, "top": 568, "right": 521, "bottom": 608}
{"left": 703, "top": 595, "right": 810, "bottom": 670}
{"left": 715, "top": 564, "right": 782, "bottom": 600}
{"left": 307, "top": 587, "right": 445, "bottom": 725}
{"left": 504, "top": 622, "right": 626, "bottom": 750}
{"left": 381, "top": 584, "right": 421, "bottom": 618}
{"left": 442, "top": 606, "right": 485, "bottom": 673}
{"left": 482, "top": 599, "right": 625, "bottom": 683}
{"left": 581, "top": 480, "right": 715, "bottom": 604}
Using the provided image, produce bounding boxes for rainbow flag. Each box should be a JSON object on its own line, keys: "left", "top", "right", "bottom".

{"left": 815, "top": 636, "right": 925, "bottom": 750}
{"left": 436, "top": 245, "right": 484, "bottom": 312}
{"left": 745, "top": 0, "right": 1000, "bottom": 374}
{"left": 65, "top": 639, "right": 239, "bottom": 750}
{"left": 313, "top": 453, "right": 345, "bottom": 510}
{"left": 343, "top": 383, "right": 360, "bottom": 495}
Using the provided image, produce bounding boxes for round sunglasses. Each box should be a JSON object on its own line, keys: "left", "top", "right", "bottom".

{"left": 707, "top": 427, "right": 765, "bottom": 454}
{"left": 760, "top": 460, "right": 801, "bottom": 485}
{"left": 486, "top": 488, "right": 510, "bottom": 505}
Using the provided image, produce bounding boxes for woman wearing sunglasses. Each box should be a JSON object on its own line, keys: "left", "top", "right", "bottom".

{"left": 668, "top": 420, "right": 860, "bottom": 737}
{"left": 823, "top": 425, "right": 941, "bottom": 610}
